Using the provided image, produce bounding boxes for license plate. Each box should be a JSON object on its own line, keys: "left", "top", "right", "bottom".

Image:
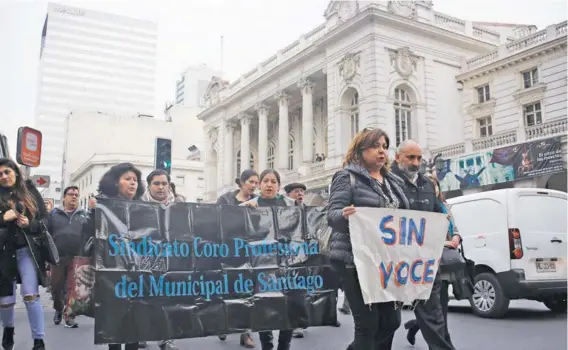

{"left": 536, "top": 261, "right": 556, "bottom": 273}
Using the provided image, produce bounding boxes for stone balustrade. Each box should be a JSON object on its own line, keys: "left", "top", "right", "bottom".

{"left": 430, "top": 142, "right": 466, "bottom": 158}
{"left": 525, "top": 119, "right": 568, "bottom": 141}
{"left": 472, "top": 130, "right": 517, "bottom": 151}
{"left": 465, "top": 21, "right": 567, "bottom": 71}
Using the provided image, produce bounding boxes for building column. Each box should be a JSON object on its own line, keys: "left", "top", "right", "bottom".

{"left": 299, "top": 78, "right": 315, "bottom": 163}
{"left": 224, "top": 119, "right": 236, "bottom": 185}
{"left": 275, "top": 91, "right": 290, "bottom": 170}
{"left": 239, "top": 113, "right": 253, "bottom": 172}
{"left": 255, "top": 103, "right": 270, "bottom": 171}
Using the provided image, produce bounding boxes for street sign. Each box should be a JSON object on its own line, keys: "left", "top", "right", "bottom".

{"left": 44, "top": 198, "right": 54, "bottom": 212}
{"left": 31, "top": 175, "right": 50, "bottom": 188}
{"left": 16, "top": 127, "right": 42, "bottom": 167}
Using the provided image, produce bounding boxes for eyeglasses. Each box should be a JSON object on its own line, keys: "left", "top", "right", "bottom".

{"left": 66, "top": 193, "right": 79, "bottom": 197}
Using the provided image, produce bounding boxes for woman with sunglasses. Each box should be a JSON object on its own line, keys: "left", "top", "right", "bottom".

{"left": 0, "top": 158, "right": 49, "bottom": 350}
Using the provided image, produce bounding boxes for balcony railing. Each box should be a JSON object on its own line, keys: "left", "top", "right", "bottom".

{"left": 430, "top": 143, "right": 466, "bottom": 158}
{"left": 308, "top": 161, "right": 325, "bottom": 174}
{"left": 525, "top": 119, "right": 568, "bottom": 141}
{"left": 472, "top": 130, "right": 517, "bottom": 151}
{"left": 465, "top": 21, "right": 567, "bottom": 71}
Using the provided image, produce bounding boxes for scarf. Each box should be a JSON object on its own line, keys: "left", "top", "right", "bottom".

{"left": 141, "top": 190, "right": 176, "bottom": 204}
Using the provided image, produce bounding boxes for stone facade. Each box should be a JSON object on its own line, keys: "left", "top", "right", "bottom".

{"left": 197, "top": 1, "right": 567, "bottom": 201}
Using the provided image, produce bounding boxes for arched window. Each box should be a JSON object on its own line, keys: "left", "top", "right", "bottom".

{"left": 394, "top": 87, "right": 412, "bottom": 147}
{"left": 267, "top": 144, "right": 275, "bottom": 169}
{"left": 236, "top": 150, "right": 254, "bottom": 177}
{"left": 288, "top": 136, "right": 295, "bottom": 170}
{"left": 350, "top": 92, "right": 359, "bottom": 139}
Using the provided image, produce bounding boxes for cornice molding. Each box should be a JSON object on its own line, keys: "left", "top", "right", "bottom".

{"left": 512, "top": 83, "right": 547, "bottom": 106}
{"left": 71, "top": 158, "right": 203, "bottom": 182}
{"left": 467, "top": 99, "right": 496, "bottom": 117}
{"left": 458, "top": 38, "right": 567, "bottom": 82}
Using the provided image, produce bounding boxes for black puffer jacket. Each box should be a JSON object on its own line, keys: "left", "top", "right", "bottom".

{"left": 326, "top": 163, "right": 410, "bottom": 265}
{"left": 216, "top": 190, "right": 256, "bottom": 205}
{"left": 0, "top": 179, "right": 49, "bottom": 297}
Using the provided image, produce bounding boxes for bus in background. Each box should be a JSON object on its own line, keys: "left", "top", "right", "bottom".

{"left": 0, "top": 133, "right": 9, "bottom": 158}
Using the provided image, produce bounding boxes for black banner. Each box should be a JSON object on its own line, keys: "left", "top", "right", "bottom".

{"left": 490, "top": 136, "right": 564, "bottom": 179}
{"left": 93, "top": 199, "right": 338, "bottom": 344}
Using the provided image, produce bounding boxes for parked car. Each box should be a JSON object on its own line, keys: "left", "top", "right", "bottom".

{"left": 448, "top": 188, "right": 567, "bottom": 318}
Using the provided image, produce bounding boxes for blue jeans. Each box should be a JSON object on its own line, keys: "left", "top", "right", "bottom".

{"left": 0, "top": 247, "right": 45, "bottom": 340}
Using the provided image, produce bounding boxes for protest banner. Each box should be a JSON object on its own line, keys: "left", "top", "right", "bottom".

{"left": 93, "top": 199, "right": 338, "bottom": 344}
{"left": 348, "top": 207, "right": 448, "bottom": 304}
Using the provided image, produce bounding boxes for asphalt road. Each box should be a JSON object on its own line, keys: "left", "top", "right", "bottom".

{"left": 8, "top": 293, "right": 567, "bottom": 350}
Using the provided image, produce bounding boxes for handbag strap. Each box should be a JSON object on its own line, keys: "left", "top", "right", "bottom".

{"left": 459, "top": 241, "right": 466, "bottom": 259}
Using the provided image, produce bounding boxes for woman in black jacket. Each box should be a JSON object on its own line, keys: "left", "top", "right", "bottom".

{"left": 327, "top": 128, "right": 409, "bottom": 350}
{"left": 217, "top": 169, "right": 259, "bottom": 206}
{"left": 242, "top": 169, "right": 299, "bottom": 350}
{"left": 216, "top": 169, "right": 259, "bottom": 348}
{"left": 0, "top": 158, "right": 49, "bottom": 350}
{"left": 84, "top": 163, "right": 145, "bottom": 350}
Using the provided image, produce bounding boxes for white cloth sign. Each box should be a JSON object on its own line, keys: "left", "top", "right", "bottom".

{"left": 349, "top": 207, "right": 448, "bottom": 304}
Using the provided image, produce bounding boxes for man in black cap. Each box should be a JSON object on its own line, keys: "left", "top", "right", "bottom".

{"left": 284, "top": 183, "right": 307, "bottom": 338}
{"left": 284, "top": 182, "right": 306, "bottom": 204}
{"left": 284, "top": 182, "right": 341, "bottom": 339}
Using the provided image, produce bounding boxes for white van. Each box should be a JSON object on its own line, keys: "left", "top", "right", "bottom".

{"left": 447, "top": 188, "right": 567, "bottom": 318}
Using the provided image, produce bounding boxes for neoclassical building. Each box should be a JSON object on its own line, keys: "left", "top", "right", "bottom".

{"left": 198, "top": 0, "right": 567, "bottom": 202}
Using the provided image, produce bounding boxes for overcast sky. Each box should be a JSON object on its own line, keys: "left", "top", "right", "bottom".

{"left": 0, "top": 0, "right": 566, "bottom": 154}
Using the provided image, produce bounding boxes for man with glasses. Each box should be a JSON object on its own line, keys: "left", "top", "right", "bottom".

{"left": 391, "top": 140, "right": 455, "bottom": 350}
{"left": 48, "top": 186, "right": 89, "bottom": 328}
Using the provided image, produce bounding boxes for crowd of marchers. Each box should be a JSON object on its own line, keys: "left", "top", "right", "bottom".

{"left": 0, "top": 126, "right": 468, "bottom": 350}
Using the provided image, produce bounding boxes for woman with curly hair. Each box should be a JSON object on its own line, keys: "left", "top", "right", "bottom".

{"left": 84, "top": 162, "right": 145, "bottom": 350}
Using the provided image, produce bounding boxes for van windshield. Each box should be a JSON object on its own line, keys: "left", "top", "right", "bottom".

{"left": 517, "top": 195, "right": 567, "bottom": 233}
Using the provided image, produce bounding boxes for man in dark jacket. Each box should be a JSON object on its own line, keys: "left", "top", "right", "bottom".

{"left": 391, "top": 140, "right": 455, "bottom": 350}
{"left": 48, "top": 186, "right": 89, "bottom": 329}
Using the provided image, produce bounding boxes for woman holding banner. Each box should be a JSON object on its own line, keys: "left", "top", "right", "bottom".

{"left": 403, "top": 175, "right": 460, "bottom": 347}
{"left": 241, "top": 168, "right": 299, "bottom": 350}
{"left": 216, "top": 169, "right": 259, "bottom": 348}
{"left": 84, "top": 163, "right": 145, "bottom": 350}
{"left": 326, "top": 128, "right": 410, "bottom": 350}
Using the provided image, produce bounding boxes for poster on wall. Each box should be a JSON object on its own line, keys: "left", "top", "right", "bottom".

{"left": 490, "top": 136, "right": 564, "bottom": 179}
{"left": 437, "top": 136, "right": 564, "bottom": 192}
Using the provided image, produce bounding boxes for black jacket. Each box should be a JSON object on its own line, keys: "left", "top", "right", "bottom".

{"left": 216, "top": 190, "right": 257, "bottom": 205}
{"left": 326, "top": 163, "right": 410, "bottom": 265}
{"left": 48, "top": 207, "right": 89, "bottom": 258}
{"left": 390, "top": 162, "right": 443, "bottom": 213}
{"left": 0, "top": 179, "right": 49, "bottom": 296}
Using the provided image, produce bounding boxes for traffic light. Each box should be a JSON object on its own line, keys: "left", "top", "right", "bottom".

{"left": 155, "top": 138, "right": 172, "bottom": 174}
